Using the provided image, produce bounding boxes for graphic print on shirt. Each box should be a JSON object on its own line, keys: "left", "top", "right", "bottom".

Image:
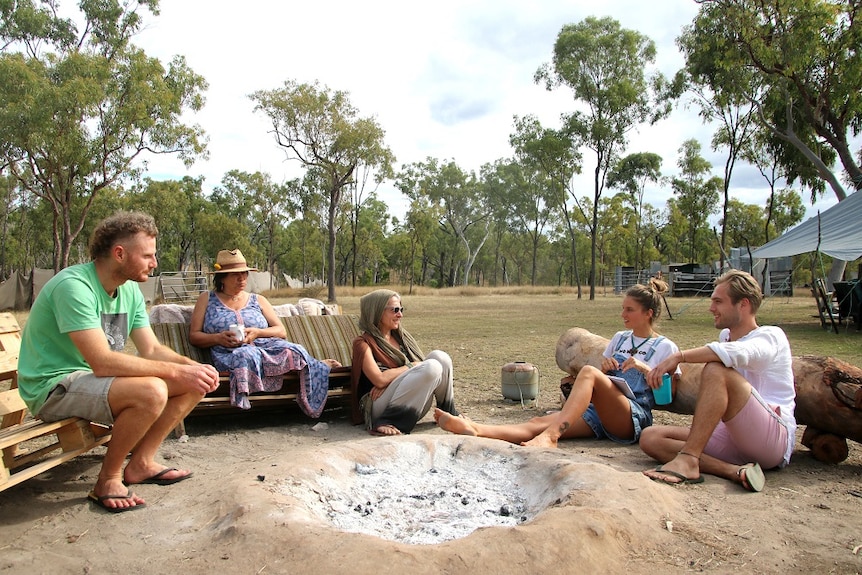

{"left": 101, "top": 312, "right": 128, "bottom": 351}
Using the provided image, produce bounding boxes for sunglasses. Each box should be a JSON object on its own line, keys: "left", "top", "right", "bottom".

{"left": 386, "top": 306, "right": 405, "bottom": 314}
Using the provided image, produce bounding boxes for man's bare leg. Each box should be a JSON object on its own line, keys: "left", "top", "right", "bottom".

{"left": 643, "top": 363, "right": 752, "bottom": 483}
{"left": 93, "top": 376, "right": 170, "bottom": 510}
{"left": 123, "top": 381, "right": 203, "bottom": 485}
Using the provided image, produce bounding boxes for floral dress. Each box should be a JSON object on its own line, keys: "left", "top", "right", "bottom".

{"left": 202, "top": 292, "right": 331, "bottom": 417}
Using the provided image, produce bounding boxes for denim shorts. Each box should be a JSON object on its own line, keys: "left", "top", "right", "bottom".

{"left": 37, "top": 371, "right": 115, "bottom": 426}
{"left": 581, "top": 398, "right": 652, "bottom": 445}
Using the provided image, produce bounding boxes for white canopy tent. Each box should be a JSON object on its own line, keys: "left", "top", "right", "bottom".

{"left": 752, "top": 192, "right": 862, "bottom": 261}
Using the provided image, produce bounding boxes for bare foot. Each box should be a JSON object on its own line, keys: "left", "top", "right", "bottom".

{"left": 433, "top": 408, "right": 478, "bottom": 436}
{"left": 323, "top": 358, "right": 342, "bottom": 368}
{"left": 370, "top": 424, "right": 401, "bottom": 436}
{"left": 521, "top": 431, "right": 559, "bottom": 448}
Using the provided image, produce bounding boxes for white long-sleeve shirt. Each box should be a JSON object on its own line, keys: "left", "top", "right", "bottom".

{"left": 707, "top": 325, "right": 796, "bottom": 465}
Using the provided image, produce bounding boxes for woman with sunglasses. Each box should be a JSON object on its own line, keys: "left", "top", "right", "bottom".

{"left": 350, "top": 289, "right": 458, "bottom": 436}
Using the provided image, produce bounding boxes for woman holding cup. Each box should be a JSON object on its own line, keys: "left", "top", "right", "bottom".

{"left": 189, "top": 249, "right": 340, "bottom": 415}
{"left": 435, "top": 279, "right": 680, "bottom": 447}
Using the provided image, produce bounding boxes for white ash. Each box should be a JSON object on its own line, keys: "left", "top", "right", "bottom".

{"left": 282, "top": 440, "right": 569, "bottom": 545}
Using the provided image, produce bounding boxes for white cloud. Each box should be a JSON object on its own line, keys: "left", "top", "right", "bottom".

{"left": 133, "top": 0, "right": 848, "bottom": 224}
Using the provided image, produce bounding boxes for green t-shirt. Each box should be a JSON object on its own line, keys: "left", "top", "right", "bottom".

{"left": 18, "top": 262, "right": 149, "bottom": 415}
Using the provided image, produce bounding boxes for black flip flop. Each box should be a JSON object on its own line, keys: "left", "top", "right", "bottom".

{"left": 647, "top": 465, "right": 705, "bottom": 485}
{"left": 88, "top": 490, "right": 145, "bottom": 513}
{"left": 132, "top": 468, "right": 193, "bottom": 486}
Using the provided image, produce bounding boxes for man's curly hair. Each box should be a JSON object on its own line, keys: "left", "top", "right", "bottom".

{"left": 89, "top": 211, "right": 158, "bottom": 260}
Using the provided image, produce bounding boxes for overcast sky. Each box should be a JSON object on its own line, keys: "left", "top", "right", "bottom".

{"left": 134, "top": 0, "right": 846, "bottom": 225}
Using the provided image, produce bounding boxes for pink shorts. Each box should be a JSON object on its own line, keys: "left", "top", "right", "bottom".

{"left": 704, "top": 388, "right": 789, "bottom": 469}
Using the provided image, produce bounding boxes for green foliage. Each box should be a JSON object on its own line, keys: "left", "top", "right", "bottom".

{"left": 670, "top": 140, "right": 722, "bottom": 262}
{"left": 535, "top": 15, "right": 669, "bottom": 299}
{"left": 250, "top": 80, "right": 394, "bottom": 302}
{"left": 0, "top": 0, "right": 207, "bottom": 271}
{"left": 683, "top": 0, "right": 862, "bottom": 200}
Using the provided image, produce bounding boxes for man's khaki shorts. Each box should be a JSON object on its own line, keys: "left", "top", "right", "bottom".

{"left": 37, "top": 371, "right": 115, "bottom": 426}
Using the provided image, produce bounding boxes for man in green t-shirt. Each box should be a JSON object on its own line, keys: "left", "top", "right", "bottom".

{"left": 18, "top": 211, "right": 220, "bottom": 512}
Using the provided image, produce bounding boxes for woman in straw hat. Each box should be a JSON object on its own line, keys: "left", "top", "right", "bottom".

{"left": 190, "top": 249, "right": 340, "bottom": 417}
{"left": 350, "top": 289, "right": 458, "bottom": 436}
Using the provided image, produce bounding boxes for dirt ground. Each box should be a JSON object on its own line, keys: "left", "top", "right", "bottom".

{"left": 1, "top": 378, "right": 861, "bottom": 575}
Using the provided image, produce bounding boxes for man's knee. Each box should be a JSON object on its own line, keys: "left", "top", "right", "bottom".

{"left": 700, "top": 362, "right": 737, "bottom": 386}
{"left": 639, "top": 426, "right": 660, "bottom": 454}
{"left": 110, "top": 376, "right": 169, "bottom": 415}
{"left": 701, "top": 362, "right": 749, "bottom": 394}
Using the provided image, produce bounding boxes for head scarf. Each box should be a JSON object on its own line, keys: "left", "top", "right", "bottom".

{"left": 358, "top": 289, "right": 424, "bottom": 365}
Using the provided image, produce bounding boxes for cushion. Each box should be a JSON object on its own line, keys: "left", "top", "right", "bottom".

{"left": 297, "top": 298, "right": 325, "bottom": 316}
{"left": 151, "top": 322, "right": 211, "bottom": 364}
{"left": 149, "top": 304, "right": 194, "bottom": 324}
{"left": 281, "top": 315, "right": 361, "bottom": 366}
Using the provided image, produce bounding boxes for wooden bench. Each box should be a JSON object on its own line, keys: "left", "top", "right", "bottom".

{"left": 0, "top": 313, "right": 111, "bottom": 492}
{"left": 150, "top": 309, "right": 362, "bottom": 435}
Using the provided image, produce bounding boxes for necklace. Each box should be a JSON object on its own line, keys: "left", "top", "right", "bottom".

{"left": 222, "top": 291, "right": 242, "bottom": 303}
{"left": 629, "top": 332, "right": 654, "bottom": 355}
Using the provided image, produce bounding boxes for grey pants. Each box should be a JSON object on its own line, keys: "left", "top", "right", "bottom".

{"left": 371, "top": 350, "right": 457, "bottom": 432}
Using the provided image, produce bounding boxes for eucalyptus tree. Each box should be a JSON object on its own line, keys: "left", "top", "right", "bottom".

{"left": 0, "top": 174, "right": 17, "bottom": 277}
{"left": 251, "top": 80, "right": 394, "bottom": 302}
{"left": 211, "top": 170, "right": 296, "bottom": 285}
{"left": 677, "top": 19, "right": 760, "bottom": 270}
{"left": 134, "top": 177, "right": 208, "bottom": 271}
{"left": 606, "top": 152, "right": 663, "bottom": 272}
{"left": 396, "top": 158, "right": 491, "bottom": 287}
{"left": 292, "top": 169, "right": 330, "bottom": 287}
{"left": 722, "top": 199, "right": 767, "bottom": 251}
{"left": 508, "top": 114, "right": 584, "bottom": 294}
{"left": 402, "top": 196, "right": 438, "bottom": 290}
{"left": 480, "top": 159, "right": 552, "bottom": 286}
{"left": 741, "top": 131, "right": 808, "bottom": 243}
{"left": 657, "top": 199, "right": 689, "bottom": 264}
{"left": 671, "top": 140, "right": 722, "bottom": 264}
{"left": 535, "top": 16, "right": 671, "bottom": 299}
{"left": 766, "top": 189, "right": 805, "bottom": 239}
{"left": 0, "top": 0, "right": 208, "bottom": 271}
{"left": 346, "top": 161, "right": 394, "bottom": 288}
{"left": 350, "top": 194, "right": 390, "bottom": 285}
{"left": 685, "top": 0, "right": 862, "bottom": 200}
{"left": 595, "top": 193, "right": 635, "bottom": 276}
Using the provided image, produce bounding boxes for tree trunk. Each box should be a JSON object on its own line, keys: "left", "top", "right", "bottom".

{"left": 555, "top": 328, "right": 862, "bottom": 463}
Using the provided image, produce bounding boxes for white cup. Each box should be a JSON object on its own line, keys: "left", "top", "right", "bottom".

{"left": 229, "top": 324, "right": 245, "bottom": 342}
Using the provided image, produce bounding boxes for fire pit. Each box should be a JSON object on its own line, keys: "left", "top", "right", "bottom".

{"left": 278, "top": 436, "right": 589, "bottom": 545}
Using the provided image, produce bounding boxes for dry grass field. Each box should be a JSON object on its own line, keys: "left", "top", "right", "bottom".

{"left": 316, "top": 286, "right": 862, "bottom": 394}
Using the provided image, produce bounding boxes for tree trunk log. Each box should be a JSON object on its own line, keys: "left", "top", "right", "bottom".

{"left": 555, "top": 328, "right": 862, "bottom": 462}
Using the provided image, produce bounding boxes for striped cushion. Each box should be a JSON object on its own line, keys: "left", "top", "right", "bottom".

{"left": 151, "top": 322, "right": 212, "bottom": 364}
{"left": 151, "top": 315, "right": 361, "bottom": 368}
{"left": 281, "top": 315, "right": 361, "bottom": 366}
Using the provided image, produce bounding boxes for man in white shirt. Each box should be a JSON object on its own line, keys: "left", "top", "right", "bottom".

{"left": 641, "top": 270, "right": 796, "bottom": 492}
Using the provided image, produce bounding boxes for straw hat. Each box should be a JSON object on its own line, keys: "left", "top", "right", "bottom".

{"left": 211, "top": 249, "right": 257, "bottom": 273}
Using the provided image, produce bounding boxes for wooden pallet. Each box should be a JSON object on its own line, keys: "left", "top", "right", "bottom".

{"left": 0, "top": 313, "right": 112, "bottom": 492}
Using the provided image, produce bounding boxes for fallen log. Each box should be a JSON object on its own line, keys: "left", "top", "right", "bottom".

{"left": 555, "top": 327, "right": 862, "bottom": 463}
